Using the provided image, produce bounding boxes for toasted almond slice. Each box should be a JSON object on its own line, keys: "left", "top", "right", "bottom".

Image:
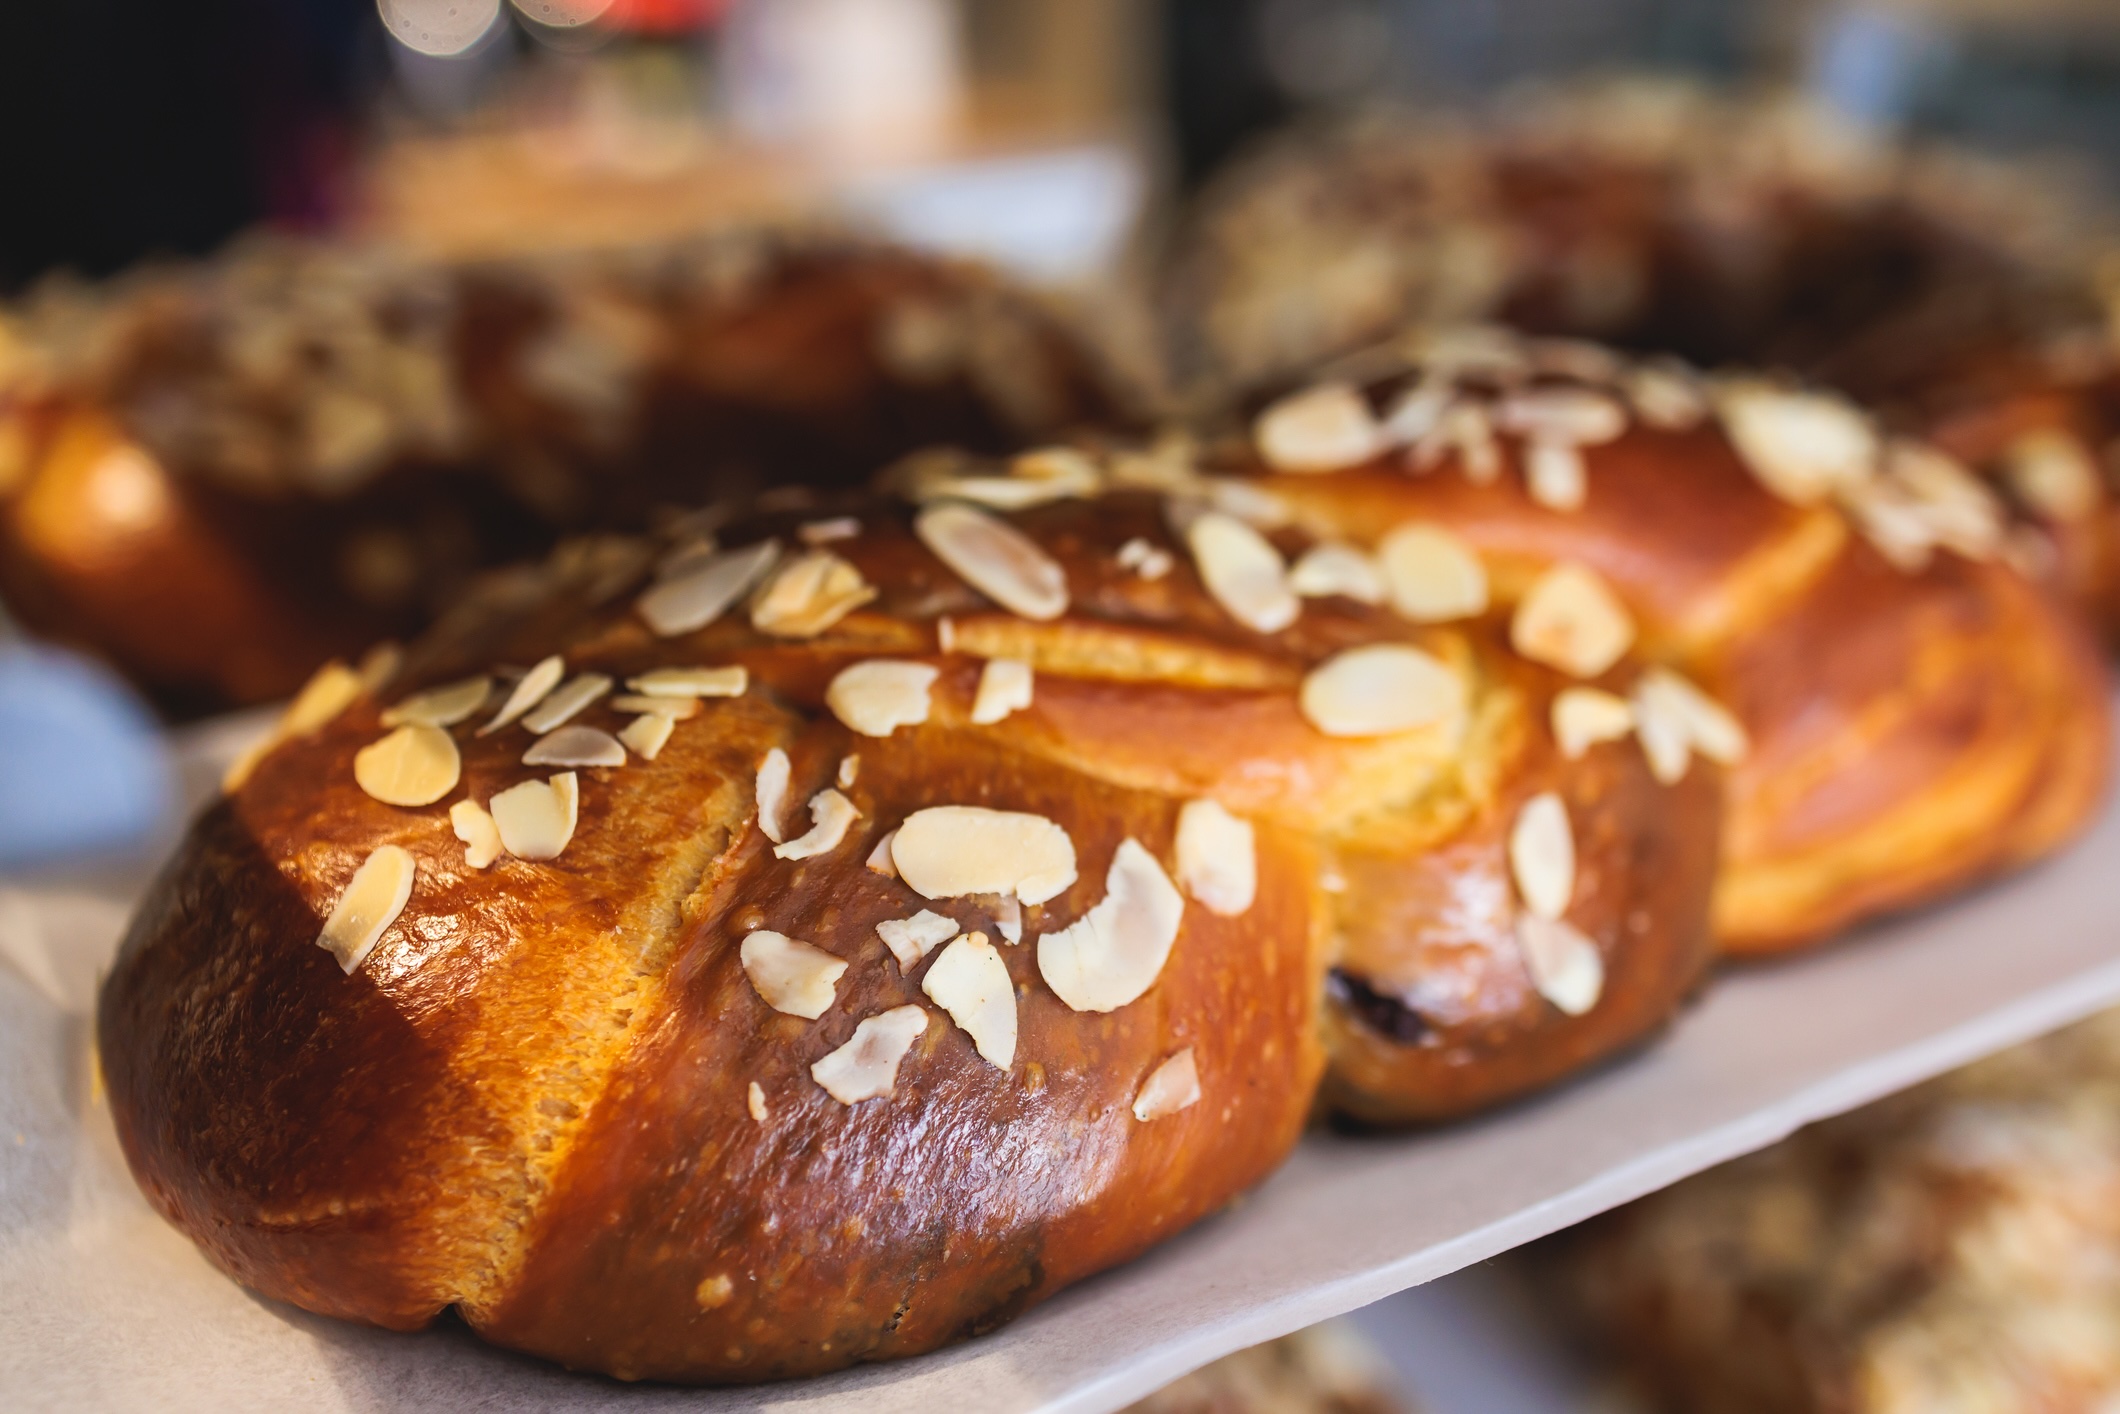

{"left": 1206, "top": 478, "right": 1292, "bottom": 529}
{"left": 1380, "top": 377, "right": 1453, "bottom": 445}
{"left": 316, "top": 844, "right": 415, "bottom": 975}
{"left": 991, "top": 894, "right": 1023, "bottom": 944}
{"left": 755, "top": 748, "right": 791, "bottom": 843}
{"left": 1037, "top": 839, "right": 1184, "bottom": 1013}
{"left": 489, "top": 773, "right": 579, "bottom": 860}
{"left": 775, "top": 789, "right": 859, "bottom": 860}
{"left": 1841, "top": 475, "right": 1936, "bottom": 571}
{"left": 739, "top": 930, "right": 847, "bottom": 1019}
{"left": 382, "top": 675, "right": 491, "bottom": 728}
{"left": 1377, "top": 522, "right": 1487, "bottom": 622}
{"left": 1494, "top": 387, "right": 1626, "bottom": 445}
{"left": 1254, "top": 381, "right": 1383, "bottom": 472}
{"left": 654, "top": 533, "right": 719, "bottom": 582}
{"left": 2005, "top": 428, "right": 2101, "bottom": 523}
{"left": 522, "top": 672, "right": 612, "bottom": 734}
{"left": 524, "top": 724, "right": 625, "bottom": 768}
{"left": 1635, "top": 667, "right": 1748, "bottom": 765}
{"left": 1413, "top": 401, "right": 1501, "bottom": 483}
{"left": 1625, "top": 359, "right": 1708, "bottom": 430}
{"left": 838, "top": 754, "right": 859, "bottom": 788}
{"left": 867, "top": 829, "right": 900, "bottom": 878}
{"left": 1888, "top": 441, "right": 2002, "bottom": 559}
{"left": 450, "top": 799, "right": 502, "bottom": 869}
{"left": 1288, "top": 542, "right": 1385, "bottom": 603}
{"left": 798, "top": 516, "right": 861, "bottom": 545}
{"left": 1632, "top": 684, "right": 1692, "bottom": 785}
{"left": 1188, "top": 510, "right": 1298, "bottom": 633}
{"left": 637, "top": 539, "right": 781, "bottom": 637}
{"left": 747, "top": 1082, "right": 768, "bottom": 1122}
{"left": 353, "top": 725, "right": 461, "bottom": 807}
{"left": 1526, "top": 338, "right": 1625, "bottom": 385}
{"left": 922, "top": 932, "right": 1016, "bottom": 1069}
{"left": 811, "top": 1005, "right": 929, "bottom": 1105}
{"left": 479, "top": 655, "right": 565, "bottom": 736}
{"left": 971, "top": 658, "right": 1034, "bottom": 725}
{"left": 1717, "top": 382, "right": 1878, "bottom": 504}
{"left": 893, "top": 806, "right": 1078, "bottom": 905}
{"left": 616, "top": 713, "right": 674, "bottom": 761}
{"left": 1174, "top": 799, "right": 1256, "bottom": 917}
{"left": 750, "top": 549, "right": 877, "bottom": 638}
{"left": 611, "top": 693, "right": 701, "bottom": 718}
{"left": 1552, "top": 687, "right": 1634, "bottom": 759}
{"left": 1117, "top": 536, "right": 1175, "bottom": 580}
{"left": 877, "top": 909, "right": 959, "bottom": 971}
{"left": 897, "top": 446, "right": 1100, "bottom": 510}
{"left": 1132, "top": 1048, "right": 1201, "bottom": 1121}
{"left": 915, "top": 502, "right": 1068, "bottom": 620}
{"left": 1299, "top": 643, "right": 1465, "bottom": 738}
{"left": 1509, "top": 791, "right": 1574, "bottom": 922}
{"left": 282, "top": 660, "right": 366, "bottom": 738}
{"left": 826, "top": 660, "right": 939, "bottom": 737}
{"left": 357, "top": 641, "right": 403, "bottom": 694}
{"left": 1524, "top": 439, "right": 1587, "bottom": 511}
{"left": 1516, "top": 914, "right": 1604, "bottom": 1016}
{"left": 1510, "top": 563, "right": 1635, "bottom": 678}
{"left": 627, "top": 666, "right": 746, "bottom": 698}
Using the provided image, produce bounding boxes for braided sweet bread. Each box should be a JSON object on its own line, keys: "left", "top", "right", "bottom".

{"left": 97, "top": 327, "right": 2106, "bottom": 1377}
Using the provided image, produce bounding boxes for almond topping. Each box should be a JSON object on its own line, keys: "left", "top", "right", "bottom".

{"left": 2005, "top": 428, "right": 2101, "bottom": 523}
{"left": 450, "top": 800, "right": 502, "bottom": 869}
{"left": 488, "top": 773, "right": 579, "bottom": 860}
{"left": 616, "top": 713, "right": 675, "bottom": 761}
{"left": 1288, "top": 542, "right": 1385, "bottom": 603}
{"left": 755, "top": 748, "right": 791, "bottom": 842}
{"left": 798, "top": 516, "right": 861, "bottom": 545}
{"left": 877, "top": 909, "right": 959, "bottom": 971}
{"left": 1188, "top": 510, "right": 1298, "bottom": 633}
{"left": 921, "top": 932, "right": 1016, "bottom": 1069}
{"left": 826, "top": 660, "right": 939, "bottom": 737}
{"left": 382, "top": 675, "right": 491, "bottom": 728}
{"left": 1625, "top": 360, "right": 1708, "bottom": 429}
{"left": 750, "top": 549, "right": 877, "bottom": 638}
{"left": 1377, "top": 522, "right": 1487, "bottom": 622}
{"left": 1511, "top": 563, "right": 1635, "bottom": 678}
{"left": 1552, "top": 687, "right": 1635, "bottom": 759}
{"left": 1524, "top": 439, "right": 1588, "bottom": 510}
{"left": 353, "top": 725, "right": 461, "bottom": 807}
{"left": 838, "top": 754, "right": 859, "bottom": 788}
{"left": 1632, "top": 685, "right": 1692, "bottom": 785}
{"left": 523, "top": 725, "right": 626, "bottom": 768}
{"left": 1632, "top": 667, "right": 1748, "bottom": 784}
{"left": 1717, "top": 383, "right": 1877, "bottom": 504}
{"left": 1037, "top": 839, "right": 1184, "bottom": 1014}
{"left": 971, "top": 658, "right": 1034, "bottom": 725}
{"left": 1132, "top": 1048, "right": 1201, "bottom": 1121}
{"left": 811, "top": 1005, "right": 929, "bottom": 1105}
{"left": 1888, "top": 441, "right": 2002, "bottom": 559}
{"left": 1509, "top": 791, "right": 1574, "bottom": 922}
{"left": 991, "top": 894, "right": 1023, "bottom": 944}
{"left": 1299, "top": 644, "right": 1465, "bottom": 738}
{"left": 867, "top": 829, "right": 899, "bottom": 877}
{"left": 627, "top": 666, "right": 746, "bottom": 698}
{"left": 521, "top": 672, "right": 611, "bottom": 733}
{"left": 893, "top": 806, "right": 1078, "bottom": 905}
{"left": 1494, "top": 387, "right": 1626, "bottom": 445}
{"left": 316, "top": 845, "right": 415, "bottom": 975}
{"left": 1254, "top": 381, "right": 1383, "bottom": 472}
{"left": 774, "top": 789, "right": 859, "bottom": 861}
{"left": 611, "top": 694, "right": 701, "bottom": 718}
{"left": 739, "top": 930, "right": 847, "bottom": 1019}
{"left": 1516, "top": 914, "right": 1604, "bottom": 1016}
{"left": 1380, "top": 377, "right": 1453, "bottom": 445}
{"left": 281, "top": 660, "right": 366, "bottom": 738}
{"left": 1412, "top": 401, "right": 1501, "bottom": 482}
{"left": 637, "top": 539, "right": 781, "bottom": 637}
{"left": 747, "top": 1082, "right": 768, "bottom": 1122}
{"left": 915, "top": 502, "right": 1068, "bottom": 620}
{"left": 479, "top": 655, "right": 564, "bottom": 736}
{"left": 1117, "top": 536, "right": 1175, "bottom": 579}
{"left": 1174, "top": 799, "right": 1256, "bottom": 917}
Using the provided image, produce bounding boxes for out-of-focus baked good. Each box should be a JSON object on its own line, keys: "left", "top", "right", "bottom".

{"left": 1543, "top": 1006, "right": 2120, "bottom": 1414}
{"left": 1124, "top": 1320, "right": 1412, "bottom": 1414}
{"left": 0, "top": 231, "right": 1128, "bottom": 715}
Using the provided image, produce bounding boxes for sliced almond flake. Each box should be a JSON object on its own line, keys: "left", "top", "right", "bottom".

{"left": 1377, "top": 522, "right": 1487, "bottom": 622}
{"left": 1009, "top": 446, "right": 1103, "bottom": 497}
{"left": 636, "top": 539, "right": 781, "bottom": 637}
{"left": 916, "top": 502, "right": 1069, "bottom": 621}
{"left": 922, "top": 932, "right": 1016, "bottom": 1069}
{"left": 1188, "top": 510, "right": 1298, "bottom": 633}
{"left": 1037, "top": 839, "right": 1184, "bottom": 1013}
{"left": 1888, "top": 441, "right": 2002, "bottom": 559}
{"left": 354, "top": 724, "right": 461, "bottom": 806}
{"left": 1552, "top": 687, "right": 1635, "bottom": 759}
{"left": 1175, "top": 799, "right": 1256, "bottom": 917}
{"left": 1625, "top": 360, "right": 1709, "bottom": 430}
{"left": 382, "top": 675, "right": 491, "bottom": 729}
{"left": 524, "top": 724, "right": 626, "bottom": 768}
{"left": 936, "top": 616, "right": 958, "bottom": 653}
{"left": 611, "top": 693, "right": 701, "bottom": 718}
{"left": 450, "top": 799, "right": 502, "bottom": 869}
{"left": 1526, "top": 338, "right": 1625, "bottom": 386}
{"left": 971, "top": 658, "right": 1034, "bottom": 725}
{"left": 774, "top": 789, "right": 859, "bottom": 861}
{"left": 750, "top": 549, "right": 878, "bottom": 638}
{"left": 1516, "top": 914, "right": 1604, "bottom": 1016}
{"left": 991, "top": 895, "right": 1023, "bottom": 945}
{"left": 616, "top": 713, "right": 675, "bottom": 762}
{"left": 1254, "top": 381, "right": 1383, "bottom": 473}
{"left": 1510, "top": 563, "right": 1635, "bottom": 678}
{"left": 316, "top": 844, "right": 415, "bottom": 975}
{"left": 1411, "top": 400, "right": 1501, "bottom": 483}
{"left": 1116, "top": 536, "right": 1175, "bottom": 580}
{"left": 896, "top": 445, "right": 1099, "bottom": 510}
{"left": 1635, "top": 667, "right": 1748, "bottom": 766}
{"left": 867, "top": 828, "right": 899, "bottom": 878}
{"left": 1379, "top": 377, "right": 1454, "bottom": 446}
{"left": 893, "top": 806, "right": 1077, "bottom": 905}
{"left": 281, "top": 660, "right": 366, "bottom": 738}
{"left": 1632, "top": 686, "right": 1692, "bottom": 785}
{"left": 877, "top": 909, "right": 959, "bottom": 971}
{"left": 798, "top": 516, "right": 862, "bottom": 545}
{"left": 1132, "top": 1048, "right": 1201, "bottom": 1122}
{"left": 1406, "top": 323, "right": 1529, "bottom": 381}
{"left": 627, "top": 666, "right": 746, "bottom": 698}
{"left": 356, "top": 641, "right": 403, "bottom": 695}
{"left": 1509, "top": 791, "right": 1575, "bottom": 922}
{"left": 747, "top": 1082, "right": 768, "bottom": 1123}
{"left": 755, "top": 748, "right": 791, "bottom": 843}
{"left": 826, "top": 660, "right": 939, "bottom": 737}
{"left": 1299, "top": 644, "right": 1465, "bottom": 738}
{"left": 1716, "top": 382, "right": 1878, "bottom": 504}
{"left": 489, "top": 773, "right": 579, "bottom": 861}
{"left": 521, "top": 672, "right": 612, "bottom": 734}
{"left": 1205, "top": 478, "right": 1293, "bottom": 530}
{"left": 654, "top": 534, "right": 720, "bottom": 583}
{"left": 1288, "top": 542, "right": 1385, "bottom": 603}
{"left": 1524, "top": 439, "right": 1588, "bottom": 511}
{"left": 1840, "top": 475, "right": 1937, "bottom": 571}
{"left": 478, "top": 655, "right": 565, "bottom": 736}
{"left": 1495, "top": 387, "right": 1626, "bottom": 445}
{"left": 739, "top": 930, "right": 847, "bottom": 1019}
{"left": 837, "top": 754, "right": 859, "bottom": 788}
{"left": 811, "top": 1005, "right": 929, "bottom": 1105}
{"left": 2005, "top": 428, "right": 2101, "bottom": 523}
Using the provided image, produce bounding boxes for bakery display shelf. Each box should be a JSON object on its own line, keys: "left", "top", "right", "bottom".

{"left": 5, "top": 704, "right": 2119, "bottom": 1414}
